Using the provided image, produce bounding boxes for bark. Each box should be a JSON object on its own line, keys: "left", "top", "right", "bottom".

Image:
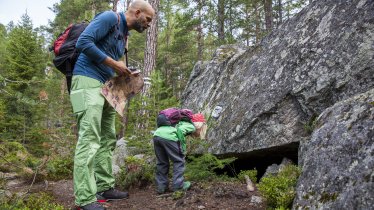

{"left": 142, "top": 0, "right": 160, "bottom": 94}
{"left": 112, "top": 0, "right": 118, "bottom": 11}
{"left": 254, "top": 3, "right": 261, "bottom": 44}
{"left": 244, "top": 3, "right": 250, "bottom": 46}
{"left": 126, "top": 0, "right": 132, "bottom": 10}
{"left": 196, "top": 0, "right": 204, "bottom": 61}
{"left": 278, "top": 0, "right": 283, "bottom": 26}
{"left": 118, "top": 99, "right": 131, "bottom": 138}
{"left": 217, "top": 0, "right": 225, "bottom": 41}
{"left": 263, "top": 0, "right": 273, "bottom": 31}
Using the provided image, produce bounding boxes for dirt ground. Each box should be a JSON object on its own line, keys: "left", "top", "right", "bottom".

{"left": 47, "top": 180, "right": 266, "bottom": 210}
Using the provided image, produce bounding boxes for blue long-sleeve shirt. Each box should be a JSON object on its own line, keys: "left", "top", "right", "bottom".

{"left": 74, "top": 11, "right": 128, "bottom": 83}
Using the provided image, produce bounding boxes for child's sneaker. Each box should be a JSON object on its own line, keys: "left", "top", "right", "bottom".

{"left": 182, "top": 181, "right": 191, "bottom": 190}
{"left": 173, "top": 181, "right": 191, "bottom": 191}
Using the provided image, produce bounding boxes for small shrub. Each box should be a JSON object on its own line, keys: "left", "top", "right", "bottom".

{"left": 46, "top": 156, "right": 74, "bottom": 180}
{"left": 1, "top": 192, "right": 65, "bottom": 210}
{"left": 185, "top": 154, "right": 236, "bottom": 181}
{"left": 238, "top": 169, "right": 258, "bottom": 183}
{"left": 117, "top": 156, "right": 155, "bottom": 189}
{"left": 125, "top": 134, "right": 154, "bottom": 156}
{"left": 258, "top": 165, "right": 301, "bottom": 209}
{"left": 304, "top": 115, "right": 318, "bottom": 134}
{"left": 0, "top": 142, "right": 33, "bottom": 173}
{"left": 187, "top": 136, "right": 210, "bottom": 154}
{"left": 172, "top": 191, "right": 185, "bottom": 200}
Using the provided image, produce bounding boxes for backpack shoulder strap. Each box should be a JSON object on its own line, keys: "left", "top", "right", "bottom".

{"left": 113, "top": 12, "right": 129, "bottom": 67}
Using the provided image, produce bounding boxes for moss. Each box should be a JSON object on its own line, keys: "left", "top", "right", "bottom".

{"left": 1, "top": 192, "right": 65, "bottom": 210}
{"left": 304, "top": 115, "right": 318, "bottom": 134}
{"left": 216, "top": 47, "right": 237, "bottom": 62}
{"left": 319, "top": 192, "right": 339, "bottom": 203}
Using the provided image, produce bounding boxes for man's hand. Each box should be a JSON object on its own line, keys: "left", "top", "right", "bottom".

{"left": 129, "top": 68, "right": 141, "bottom": 77}
{"left": 103, "top": 57, "right": 132, "bottom": 76}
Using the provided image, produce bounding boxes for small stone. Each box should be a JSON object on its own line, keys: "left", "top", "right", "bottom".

{"left": 251, "top": 196, "right": 263, "bottom": 204}
{"left": 198, "top": 205, "right": 206, "bottom": 209}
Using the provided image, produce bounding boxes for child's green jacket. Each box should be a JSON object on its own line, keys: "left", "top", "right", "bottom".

{"left": 153, "top": 121, "right": 196, "bottom": 154}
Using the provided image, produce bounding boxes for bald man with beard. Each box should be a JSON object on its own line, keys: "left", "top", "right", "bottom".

{"left": 71, "top": 1, "right": 155, "bottom": 209}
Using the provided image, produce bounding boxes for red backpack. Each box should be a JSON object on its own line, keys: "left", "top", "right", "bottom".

{"left": 51, "top": 12, "right": 121, "bottom": 94}
{"left": 51, "top": 22, "right": 88, "bottom": 94}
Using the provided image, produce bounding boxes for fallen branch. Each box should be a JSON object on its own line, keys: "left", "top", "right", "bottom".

{"left": 156, "top": 192, "right": 173, "bottom": 198}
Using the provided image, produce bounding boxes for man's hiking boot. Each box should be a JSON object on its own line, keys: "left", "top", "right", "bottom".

{"left": 97, "top": 188, "right": 129, "bottom": 200}
{"left": 95, "top": 194, "right": 108, "bottom": 203}
{"left": 78, "top": 202, "right": 106, "bottom": 210}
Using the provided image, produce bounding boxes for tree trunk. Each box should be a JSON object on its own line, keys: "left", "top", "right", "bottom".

{"left": 126, "top": 0, "right": 132, "bottom": 10}
{"left": 112, "top": 0, "right": 118, "bottom": 11}
{"left": 217, "top": 0, "right": 225, "bottom": 41}
{"left": 245, "top": 3, "right": 250, "bottom": 46}
{"left": 254, "top": 3, "right": 261, "bottom": 44}
{"left": 263, "top": 0, "right": 273, "bottom": 32}
{"left": 278, "top": 0, "right": 283, "bottom": 26}
{"left": 164, "top": 1, "right": 172, "bottom": 87}
{"left": 196, "top": 0, "right": 204, "bottom": 61}
{"left": 136, "top": 0, "right": 160, "bottom": 130}
{"left": 142, "top": 0, "right": 160, "bottom": 94}
{"left": 118, "top": 99, "right": 131, "bottom": 138}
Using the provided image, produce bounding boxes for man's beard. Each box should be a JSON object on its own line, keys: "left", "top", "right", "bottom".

{"left": 133, "top": 19, "right": 146, "bottom": 33}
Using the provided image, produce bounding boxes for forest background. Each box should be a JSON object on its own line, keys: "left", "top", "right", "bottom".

{"left": 0, "top": 0, "right": 308, "bottom": 189}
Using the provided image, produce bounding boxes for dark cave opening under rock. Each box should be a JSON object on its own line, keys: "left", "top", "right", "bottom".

{"left": 216, "top": 142, "right": 300, "bottom": 181}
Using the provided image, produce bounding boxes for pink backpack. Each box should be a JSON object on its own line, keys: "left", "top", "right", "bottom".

{"left": 157, "top": 108, "right": 193, "bottom": 127}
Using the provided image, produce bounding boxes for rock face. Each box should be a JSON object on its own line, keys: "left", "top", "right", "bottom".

{"left": 181, "top": 0, "right": 374, "bottom": 209}
{"left": 294, "top": 89, "right": 374, "bottom": 209}
{"left": 181, "top": 0, "right": 374, "bottom": 155}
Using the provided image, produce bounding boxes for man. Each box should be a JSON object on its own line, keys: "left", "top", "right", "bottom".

{"left": 70, "top": 1, "right": 155, "bottom": 210}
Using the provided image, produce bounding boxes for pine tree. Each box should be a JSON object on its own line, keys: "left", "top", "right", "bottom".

{"left": 0, "top": 13, "right": 48, "bottom": 156}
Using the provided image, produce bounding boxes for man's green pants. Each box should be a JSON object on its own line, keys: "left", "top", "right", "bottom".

{"left": 70, "top": 75, "right": 116, "bottom": 206}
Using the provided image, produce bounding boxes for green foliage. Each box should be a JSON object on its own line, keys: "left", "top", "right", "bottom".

{"left": 117, "top": 156, "right": 155, "bottom": 190}
{"left": 186, "top": 136, "right": 210, "bottom": 154}
{"left": 185, "top": 154, "right": 236, "bottom": 181}
{"left": 258, "top": 165, "right": 301, "bottom": 209}
{"left": 238, "top": 169, "right": 258, "bottom": 183}
{"left": 172, "top": 190, "right": 185, "bottom": 200}
{"left": 1, "top": 192, "right": 65, "bottom": 210}
{"left": 304, "top": 115, "right": 318, "bottom": 134}
{"left": 0, "top": 12, "right": 53, "bottom": 160}
{"left": 46, "top": 156, "right": 74, "bottom": 181}
{"left": 0, "top": 141, "right": 36, "bottom": 173}
{"left": 51, "top": 0, "right": 111, "bottom": 36}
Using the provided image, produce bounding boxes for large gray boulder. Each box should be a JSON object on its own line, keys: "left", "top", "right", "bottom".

{"left": 181, "top": 0, "right": 374, "bottom": 155}
{"left": 294, "top": 89, "right": 374, "bottom": 209}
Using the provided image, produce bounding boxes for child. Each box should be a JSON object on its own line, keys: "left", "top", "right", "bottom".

{"left": 153, "top": 112, "right": 206, "bottom": 194}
